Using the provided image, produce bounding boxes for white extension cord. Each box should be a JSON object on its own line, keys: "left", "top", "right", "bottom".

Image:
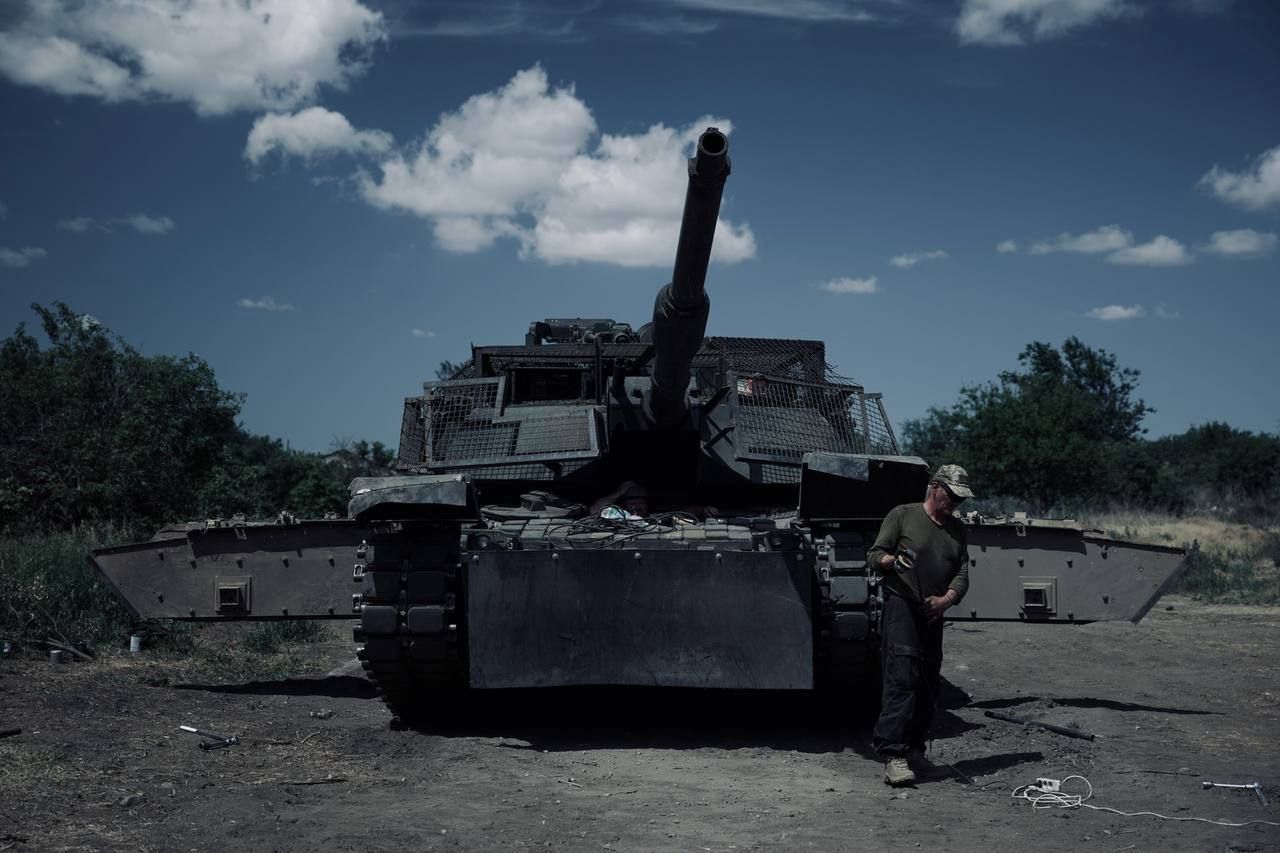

{"left": 1011, "top": 775, "right": 1280, "bottom": 828}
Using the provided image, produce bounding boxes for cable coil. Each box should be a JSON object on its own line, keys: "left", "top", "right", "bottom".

{"left": 1011, "top": 775, "right": 1279, "bottom": 828}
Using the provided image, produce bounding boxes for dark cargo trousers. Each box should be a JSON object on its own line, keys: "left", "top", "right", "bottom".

{"left": 872, "top": 590, "right": 944, "bottom": 757}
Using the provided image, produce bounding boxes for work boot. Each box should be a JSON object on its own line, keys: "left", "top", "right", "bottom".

{"left": 883, "top": 756, "right": 916, "bottom": 787}
{"left": 907, "top": 748, "right": 949, "bottom": 779}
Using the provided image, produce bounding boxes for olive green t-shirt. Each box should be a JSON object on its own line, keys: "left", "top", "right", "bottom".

{"left": 867, "top": 503, "right": 969, "bottom": 604}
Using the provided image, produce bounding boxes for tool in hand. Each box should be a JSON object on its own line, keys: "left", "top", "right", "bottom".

{"left": 1202, "top": 780, "right": 1268, "bottom": 807}
{"left": 179, "top": 724, "right": 240, "bottom": 750}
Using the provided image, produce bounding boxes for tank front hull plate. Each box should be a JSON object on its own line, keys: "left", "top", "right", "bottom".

{"left": 467, "top": 549, "right": 815, "bottom": 689}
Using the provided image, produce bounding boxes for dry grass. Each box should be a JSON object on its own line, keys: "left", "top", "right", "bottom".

{"left": 1080, "top": 510, "right": 1278, "bottom": 552}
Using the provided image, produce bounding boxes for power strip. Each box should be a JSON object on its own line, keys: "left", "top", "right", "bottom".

{"left": 1035, "top": 777, "right": 1061, "bottom": 793}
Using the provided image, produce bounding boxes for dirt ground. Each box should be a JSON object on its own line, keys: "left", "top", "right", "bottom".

{"left": 1, "top": 596, "right": 1277, "bottom": 853}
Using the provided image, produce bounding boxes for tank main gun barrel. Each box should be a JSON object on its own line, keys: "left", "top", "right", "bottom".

{"left": 644, "top": 127, "right": 731, "bottom": 426}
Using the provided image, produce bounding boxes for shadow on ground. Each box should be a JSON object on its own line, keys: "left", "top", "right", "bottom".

{"left": 968, "top": 695, "right": 1216, "bottom": 715}
{"left": 166, "top": 673, "right": 1015, "bottom": 756}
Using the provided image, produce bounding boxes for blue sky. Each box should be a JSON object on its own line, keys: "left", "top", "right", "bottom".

{"left": 1, "top": 0, "right": 1277, "bottom": 452}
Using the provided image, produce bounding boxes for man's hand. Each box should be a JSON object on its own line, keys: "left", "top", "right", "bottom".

{"left": 924, "top": 593, "right": 954, "bottom": 622}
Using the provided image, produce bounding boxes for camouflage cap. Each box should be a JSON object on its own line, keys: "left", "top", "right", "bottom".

{"left": 932, "top": 464, "right": 975, "bottom": 499}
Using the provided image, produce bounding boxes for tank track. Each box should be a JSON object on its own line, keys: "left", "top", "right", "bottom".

{"left": 813, "top": 526, "right": 880, "bottom": 691}
{"left": 352, "top": 521, "right": 465, "bottom": 728}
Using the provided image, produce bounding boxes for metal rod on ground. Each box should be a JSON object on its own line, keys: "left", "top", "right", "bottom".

{"left": 1202, "top": 781, "right": 1268, "bottom": 807}
{"left": 983, "top": 709, "right": 1095, "bottom": 740}
{"left": 179, "top": 724, "right": 240, "bottom": 750}
{"left": 44, "top": 638, "right": 93, "bottom": 663}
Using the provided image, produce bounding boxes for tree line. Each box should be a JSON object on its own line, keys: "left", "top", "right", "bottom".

{"left": 902, "top": 336, "right": 1280, "bottom": 521}
{"left": 0, "top": 303, "right": 393, "bottom": 536}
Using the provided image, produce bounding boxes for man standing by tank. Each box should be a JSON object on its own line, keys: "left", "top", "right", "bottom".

{"left": 867, "top": 464, "right": 974, "bottom": 786}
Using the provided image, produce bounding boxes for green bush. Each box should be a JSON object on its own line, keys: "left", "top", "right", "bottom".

{"left": 0, "top": 303, "right": 243, "bottom": 535}
{"left": 0, "top": 527, "right": 133, "bottom": 645}
{"left": 1176, "top": 536, "right": 1280, "bottom": 604}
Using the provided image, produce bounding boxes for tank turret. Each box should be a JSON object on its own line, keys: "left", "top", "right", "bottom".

{"left": 643, "top": 127, "right": 731, "bottom": 426}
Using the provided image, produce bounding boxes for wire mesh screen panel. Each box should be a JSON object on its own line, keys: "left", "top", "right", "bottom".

{"left": 731, "top": 373, "right": 898, "bottom": 464}
{"left": 418, "top": 378, "right": 601, "bottom": 469}
{"left": 506, "top": 411, "right": 597, "bottom": 457}
{"left": 759, "top": 463, "right": 801, "bottom": 485}
{"left": 396, "top": 397, "right": 428, "bottom": 469}
{"left": 701, "top": 337, "right": 829, "bottom": 382}
{"left": 865, "top": 394, "right": 898, "bottom": 456}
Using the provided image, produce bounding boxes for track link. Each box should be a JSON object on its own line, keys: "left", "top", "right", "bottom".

{"left": 351, "top": 521, "right": 465, "bottom": 727}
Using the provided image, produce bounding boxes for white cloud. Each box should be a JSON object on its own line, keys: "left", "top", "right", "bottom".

{"left": 0, "top": 32, "right": 133, "bottom": 101}
{"left": 0, "top": 247, "right": 48, "bottom": 268}
{"left": 997, "top": 239, "right": 1018, "bottom": 253}
{"left": 245, "top": 107, "right": 394, "bottom": 165}
{"left": 57, "top": 214, "right": 175, "bottom": 234}
{"left": 393, "top": 9, "right": 581, "bottom": 40}
{"left": 1106, "top": 235, "right": 1193, "bottom": 266}
{"left": 0, "top": 0, "right": 385, "bottom": 116}
{"left": 122, "top": 214, "right": 175, "bottom": 235}
{"left": 890, "top": 249, "right": 948, "bottom": 268}
{"left": 530, "top": 120, "right": 756, "bottom": 266}
{"left": 1202, "top": 228, "right": 1278, "bottom": 258}
{"left": 411, "top": 328, "right": 437, "bottom": 338}
{"left": 358, "top": 66, "right": 756, "bottom": 267}
{"left": 1087, "top": 304, "right": 1145, "bottom": 321}
{"left": 956, "top": 0, "right": 1134, "bottom": 46}
{"left": 431, "top": 217, "right": 510, "bottom": 254}
{"left": 660, "top": 1, "right": 880, "bottom": 22}
{"left": 615, "top": 15, "right": 721, "bottom": 35}
{"left": 237, "top": 296, "right": 295, "bottom": 311}
{"left": 821, "top": 276, "right": 878, "bottom": 294}
{"left": 58, "top": 217, "right": 98, "bottom": 232}
{"left": 1030, "top": 224, "right": 1133, "bottom": 255}
{"left": 1155, "top": 304, "right": 1179, "bottom": 319}
{"left": 1199, "top": 145, "right": 1280, "bottom": 211}
{"left": 1029, "top": 226, "right": 1194, "bottom": 266}
{"left": 361, "top": 66, "right": 596, "bottom": 218}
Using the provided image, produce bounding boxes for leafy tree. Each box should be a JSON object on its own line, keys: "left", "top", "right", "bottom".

{"left": 194, "top": 431, "right": 312, "bottom": 519}
{"left": 902, "top": 337, "right": 1152, "bottom": 511}
{"left": 195, "top": 436, "right": 398, "bottom": 520}
{"left": 436, "top": 359, "right": 465, "bottom": 380}
{"left": 0, "top": 303, "right": 242, "bottom": 533}
{"left": 1145, "top": 422, "right": 1280, "bottom": 517}
{"left": 279, "top": 438, "right": 398, "bottom": 518}
{"left": 336, "top": 438, "right": 396, "bottom": 477}
{"left": 0, "top": 303, "right": 403, "bottom": 534}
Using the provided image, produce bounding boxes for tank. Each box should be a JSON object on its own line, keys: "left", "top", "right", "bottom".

{"left": 90, "top": 128, "right": 1186, "bottom": 726}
